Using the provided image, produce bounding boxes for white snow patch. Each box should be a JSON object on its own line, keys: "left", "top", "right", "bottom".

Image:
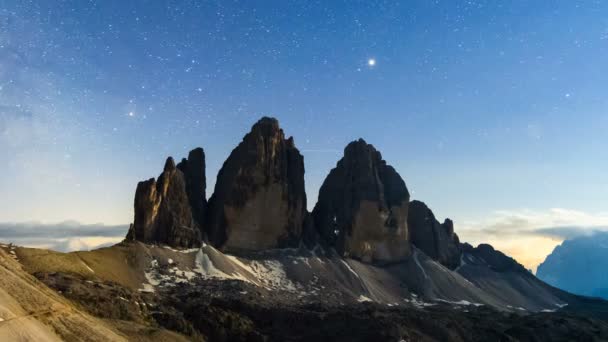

{"left": 555, "top": 303, "right": 568, "bottom": 308}
{"left": 454, "top": 254, "right": 466, "bottom": 272}
{"left": 541, "top": 309, "right": 556, "bottom": 313}
{"left": 357, "top": 295, "right": 373, "bottom": 302}
{"left": 144, "top": 269, "right": 161, "bottom": 286}
{"left": 162, "top": 246, "right": 199, "bottom": 253}
{"left": 168, "top": 267, "right": 197, "bottom": 282}
{"left": 194, "top": 249, "right": 241, "bottom": 280}
{"left": 404, "top": 297, "right": 436, "bottom": 308}
{"left": 223, "top": 254, "right": 299, "bottom": 292}
{"left": 435, "top": 299, "right": 483, "bottom": 307}
{"left": 413, "top": 250, "right": 429, "bottom": 279}
{"left": 139, "top": 256, "right": 196, "bottom": 291}
{"left": 139, "top": 283, "right": 155, "bottom": 293}
{"left": 341, "top": 259, "right": 360, "bottom": 278}
{"left": 249, "top": 260, "right": 297, "bottom": 291}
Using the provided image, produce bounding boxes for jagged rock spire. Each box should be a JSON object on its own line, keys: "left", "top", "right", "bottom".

{"left": 127, "top": 149, "right": 206, "bottom": 248}
{"left": 312, "top": 138, "right": 411, "bottom": 263}
{"left": 408, "top": 200, "right": 461, "bottom": 269}
{"left": 206, "top": 117, "right": 307, "bottom": 252}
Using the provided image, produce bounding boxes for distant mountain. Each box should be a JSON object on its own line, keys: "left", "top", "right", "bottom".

{"left": 537, "top": 232, "right": 608, "bottom": 299}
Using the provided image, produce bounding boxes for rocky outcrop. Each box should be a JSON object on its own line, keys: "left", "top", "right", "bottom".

{"left": 408, "top": 200, "right": 461, "bottom": 269}
{"left": 461, "top": 243, "right": 527, "bottom": 273}
{"left": 127, "top": 155, "right": 203, "bottom": 248}
{"left": 206, "top": 117, "right": 307, "bottom": 252}
{"left": 176, "top": 147, "right": 207, "bottom": 229}
{"left": 312, "top": 139, "right": 410, "bottom": 263}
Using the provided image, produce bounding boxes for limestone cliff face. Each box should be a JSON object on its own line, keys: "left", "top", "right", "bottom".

{"left": 127, "top": 154, "right": 204, "bottom": 248}
{"left": 176, "top": 147, "right": 206, "bottom": 229}
{"left": 312, "top": 139, "right": 411, "bottom": 263}
{"left": 408, "top": 200, "right": 461, "bottom": 269}
{"left": 206, "top": 117, "right": 306, "bottom": 252}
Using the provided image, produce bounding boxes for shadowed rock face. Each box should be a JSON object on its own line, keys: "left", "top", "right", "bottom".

{"left": 461, "top": 242, "right": 526, "bottom": 273}
{"left": 206, "top": 117, "right": 306, "bottom": 252}
{"left": 127, "top": 156, "right": 203, "bottom": 248}
{"left": 312, "top": 139, "right": 411, "bottom": 263}
{"left": 176, "top": 148, "right": 206, "bottom": 229}
{"left": 408, "top": 200, "right": 461, "bottom": 269}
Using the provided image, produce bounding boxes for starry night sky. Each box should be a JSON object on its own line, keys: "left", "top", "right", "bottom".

{"left": 2, "top": 1, "right": 608, "bottom": 268}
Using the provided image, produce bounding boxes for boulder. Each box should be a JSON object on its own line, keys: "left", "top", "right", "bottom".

{"left": 127, "top": 156, "right": 202, "bottom": 248}
{"left": 408, "top": 200, "right": 461, "bottom": 269}
{"left": 206, "top": 117, "right": 307, "bottom": 252}
{"left": 312, "top": 139, "right": 410, "bottom": 263}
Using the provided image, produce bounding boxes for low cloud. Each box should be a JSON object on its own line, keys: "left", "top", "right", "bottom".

{"left": 528, "top": 226, "right": 605, "bottom": 240}
{"left": 0, "top": 221, "right": 127, "bottom": 252}
{"left": 457, "top": 208, "right": 608, "bottom": 272}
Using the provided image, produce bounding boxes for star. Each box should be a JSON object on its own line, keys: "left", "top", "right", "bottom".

{"left": 128, "top": 111, "right": 135, "bottom": 117}
{"left": 367, "top": 58, "right": 376, "bottom": 67}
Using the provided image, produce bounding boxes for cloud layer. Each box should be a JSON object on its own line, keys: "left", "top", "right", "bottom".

{"left": 0, "top": 221, "right": 127, "bottom": 252}
{"left": 458, "top": 208, "right": 608, "bottom": 272}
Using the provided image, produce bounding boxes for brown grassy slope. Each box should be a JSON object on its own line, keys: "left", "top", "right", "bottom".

{"left": 0, "top": 246, "right": 126, "bottom": 341}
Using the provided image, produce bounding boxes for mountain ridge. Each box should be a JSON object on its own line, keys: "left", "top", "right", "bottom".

{"left": 2, "top": 116, "right": 608, "bottom": 341}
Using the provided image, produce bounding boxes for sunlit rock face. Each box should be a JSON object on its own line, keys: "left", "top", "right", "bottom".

{"left": 408, "top": 200, "right": 461, "bottom": 269}
{"left": 312, "top": 139, "right": 411, "bottom": 263}
{"left": 206, "top": 117, "right": 307, "bottom": 252}
{"left": 127, "top": 154, "right": 203, "bottom": 248}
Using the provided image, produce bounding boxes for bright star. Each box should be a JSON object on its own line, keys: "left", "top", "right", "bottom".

{"left": 128, "top": 111, "right": 135, "bottom": 117}
{"left": 367, "top": 58, "right": 376, "bottom": 67}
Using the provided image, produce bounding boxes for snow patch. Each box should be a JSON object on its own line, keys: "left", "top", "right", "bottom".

{"left": 435, "top": 298, "right": 483, "bottom": 307}
{"left": 223, "top": 254, "right": 299, "bottom": 292}
{"left": 413, "top": 250, "right": 429, "bottom": 279}
{"left": 404, "top": 296, "right": 436, "bottom": 308}
{"left": 341, "top": 259, "right": 360, "bottom": 278}
{"left": 357, "top": 295, "right": 373, "bottom": 302}
{"left": 162, "top": 246, "right": 199, "bottom": 254}
{"left": 454, "top": 254, "right": 466, "bottom": 272}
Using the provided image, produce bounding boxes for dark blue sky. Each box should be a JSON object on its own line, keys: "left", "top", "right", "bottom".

{"left": 1, "top": 0, "right": 608, "bottom": 260}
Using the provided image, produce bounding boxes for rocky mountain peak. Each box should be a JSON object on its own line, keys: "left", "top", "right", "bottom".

{"left": 408, "top": 200, "right": 461, "bottom": 269}
{"left": 206, "top": 117, "right": 306, "bottom": 252}
{"left": 164, "top": 156, "right": 176, "bottom": 171}
{"left": 461, "top": 243, "right": 526, "bottom": 273}
{"left": 176, "top": 148, "right": 207, "bottom": 229}
{"left": 312, "top": 138, "right": 411, "bottom": 263}
{"left": 126, "top": 149, "right": 206, "bottom": 248}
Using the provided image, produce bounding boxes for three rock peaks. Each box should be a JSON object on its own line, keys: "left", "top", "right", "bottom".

{"left": 127, "top": 116, "right": 461, "bottom": 266}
